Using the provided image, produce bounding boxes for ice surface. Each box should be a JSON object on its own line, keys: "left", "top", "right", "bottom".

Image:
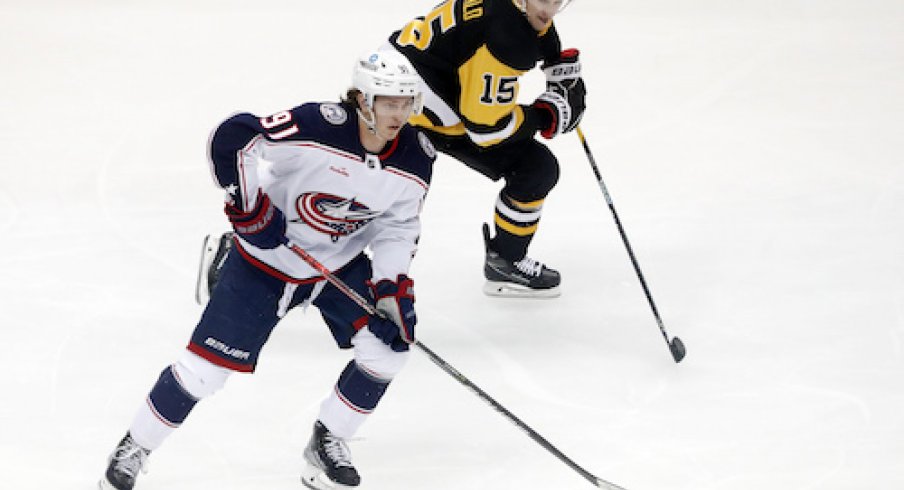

{"left": 1, "top": 1, "right": 902, "bottom": 488}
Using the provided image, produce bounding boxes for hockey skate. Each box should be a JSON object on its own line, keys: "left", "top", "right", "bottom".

{"left": 482, "top": 223, "right": 561, "bottom": 298}
{"left": 194, "top": 231, "right": 234, "bottom": 305}
{"left": 301, "top": 421, "right": 361, "bottom": 489}
{"left": 98, "top": 433, "right": 150, "bottom": 490}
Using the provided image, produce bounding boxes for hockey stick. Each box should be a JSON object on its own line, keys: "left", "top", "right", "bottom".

{"left": 287, "top": 242, "right": 628, "bottom": 490}
{"left": 575, "top": 127, "right": 686, "bottom": 363}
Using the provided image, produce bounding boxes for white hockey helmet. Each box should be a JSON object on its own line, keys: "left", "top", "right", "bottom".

{"left": 352, "top": 49, "right": 423, "bottom": 115}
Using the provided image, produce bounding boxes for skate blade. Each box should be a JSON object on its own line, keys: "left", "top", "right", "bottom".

{"left": 301, "top": 463, "right": 356, "bottom": 490}
{"left": 483, "top": 281, "right": 561, "bottom": 298}
{"left": 194, "top": 234, "right": 220, "bottom": 305}
{"left": 195, "top": 231, "right": 230, "bottom": 306}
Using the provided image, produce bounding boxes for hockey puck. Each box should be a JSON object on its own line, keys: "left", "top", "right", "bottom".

{"left": 669, "top": 337, "right": 686, "bottom": 363}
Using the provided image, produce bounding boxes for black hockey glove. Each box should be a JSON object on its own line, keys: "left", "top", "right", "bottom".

{"left": 533, "top": 48, "right": 586, "bottom": 139}
{"left": 366, "top": 274, "right": 416, "bottom": 352}
{"left": 225, "top": 189, "right": 287, "bottom": 249}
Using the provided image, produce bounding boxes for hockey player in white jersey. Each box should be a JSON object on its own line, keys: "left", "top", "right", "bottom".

{"left": 99, "top": 49, "right": 435, "bottom": 490}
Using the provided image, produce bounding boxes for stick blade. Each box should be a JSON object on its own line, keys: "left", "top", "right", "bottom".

{"left": 596, "top": 476, "right": 630, "bottom": 490}
{"left": 670, "top": 337, "right": 686, "bottom": 363}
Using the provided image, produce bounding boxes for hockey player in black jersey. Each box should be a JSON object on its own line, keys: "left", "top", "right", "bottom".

{"left": 389, "top": 0, "right": 586, "bottom": 298}
{"left": 99, "top": 50, "right": 434, "bottom": 490}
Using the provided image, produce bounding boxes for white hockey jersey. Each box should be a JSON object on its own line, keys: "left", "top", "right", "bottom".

{"left": 207, "top": 102, "right": 436, "bottom": 283}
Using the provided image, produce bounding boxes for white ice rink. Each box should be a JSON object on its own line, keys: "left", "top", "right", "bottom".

{"left": 2, "top": 1, "right": 902, "bottom": 488}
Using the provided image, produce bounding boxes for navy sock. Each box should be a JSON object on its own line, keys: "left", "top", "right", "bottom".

{"left": 147, "top": 365, "right": 199, "bottom": 426}
{"left": 335, "top": 361, "right": 390, "bottom": 414}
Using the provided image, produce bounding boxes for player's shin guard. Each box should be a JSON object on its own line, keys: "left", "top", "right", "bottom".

{"left": 101, "top": 366, "right": 199, "bottom": 490}
{"left": 483, "top": 193, "right": 561, "bottom": 297}
{"left": 130, "top": 365, "right": 200, "bottom": 450}
{"left": 318, "top": 361, "right": 390, "bottom": 439}
{"left": 304, "top": 361, "right": 388, "bottom": 489}
{"left": 491, "top": 193, "right": 543, "bottom": 260}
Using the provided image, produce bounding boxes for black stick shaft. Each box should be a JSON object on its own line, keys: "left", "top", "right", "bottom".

{"left": 287, "top": 243, "right": 626, "bottom": 489}
{"left": 575, "top": 127, "right": 677, "bottom": 355}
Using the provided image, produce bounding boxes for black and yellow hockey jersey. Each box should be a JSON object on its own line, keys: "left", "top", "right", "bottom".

{"left": 389, "top": 0, "right": 561, "bottom": 148}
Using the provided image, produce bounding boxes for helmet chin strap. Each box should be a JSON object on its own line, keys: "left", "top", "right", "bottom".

{"left": 356, "top": 107, "right": 378, "bottom": 136}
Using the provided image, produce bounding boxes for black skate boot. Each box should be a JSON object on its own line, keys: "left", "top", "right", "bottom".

{"left": 194, "top": 231, "right": 234, "bottom": 305}
{"left": 483, "top": 223, "right": 561, "bottom": 298}
{"left": 301, "top": 421, "right": 361, "bottom": 489}
{"left": 98, "top": 433, "right": 150, "bottom": 490}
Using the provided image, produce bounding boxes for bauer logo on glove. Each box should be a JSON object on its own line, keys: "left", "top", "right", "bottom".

{"left": 533, "top": 48, "right": 587, "bottom": 139}
{"left": 543, "top": 48, "right": 582, "bottom": 82}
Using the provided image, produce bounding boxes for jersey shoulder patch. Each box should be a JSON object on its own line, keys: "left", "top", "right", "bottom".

{"left": 382, "top": 126, "right": 436, "bottom": 187}
{"left": 417, "top": 131, "right": 437, "bottom": 160}
{"left": 287, "top": 102, "right": 360, "bottom": 155}
{"left": 318, "top": 103, "right": 349, "bottom": 125}
{"left": 291, "top": 102, "right": 349, "bottom": 130}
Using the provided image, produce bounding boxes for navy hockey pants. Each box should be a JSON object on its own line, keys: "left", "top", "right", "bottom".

{"left": 188, "top": 249, "right": 372, "bottom": 372}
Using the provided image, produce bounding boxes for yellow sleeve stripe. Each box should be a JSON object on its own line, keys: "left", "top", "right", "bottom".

{"left": 409, "top": 107, "right": 524, "bottom": 146}
{"left": 408, "top": 113, "right": 467, "bottom": 136}
{"left": 465, "top": 107, "right": 524, "bottom": 147}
